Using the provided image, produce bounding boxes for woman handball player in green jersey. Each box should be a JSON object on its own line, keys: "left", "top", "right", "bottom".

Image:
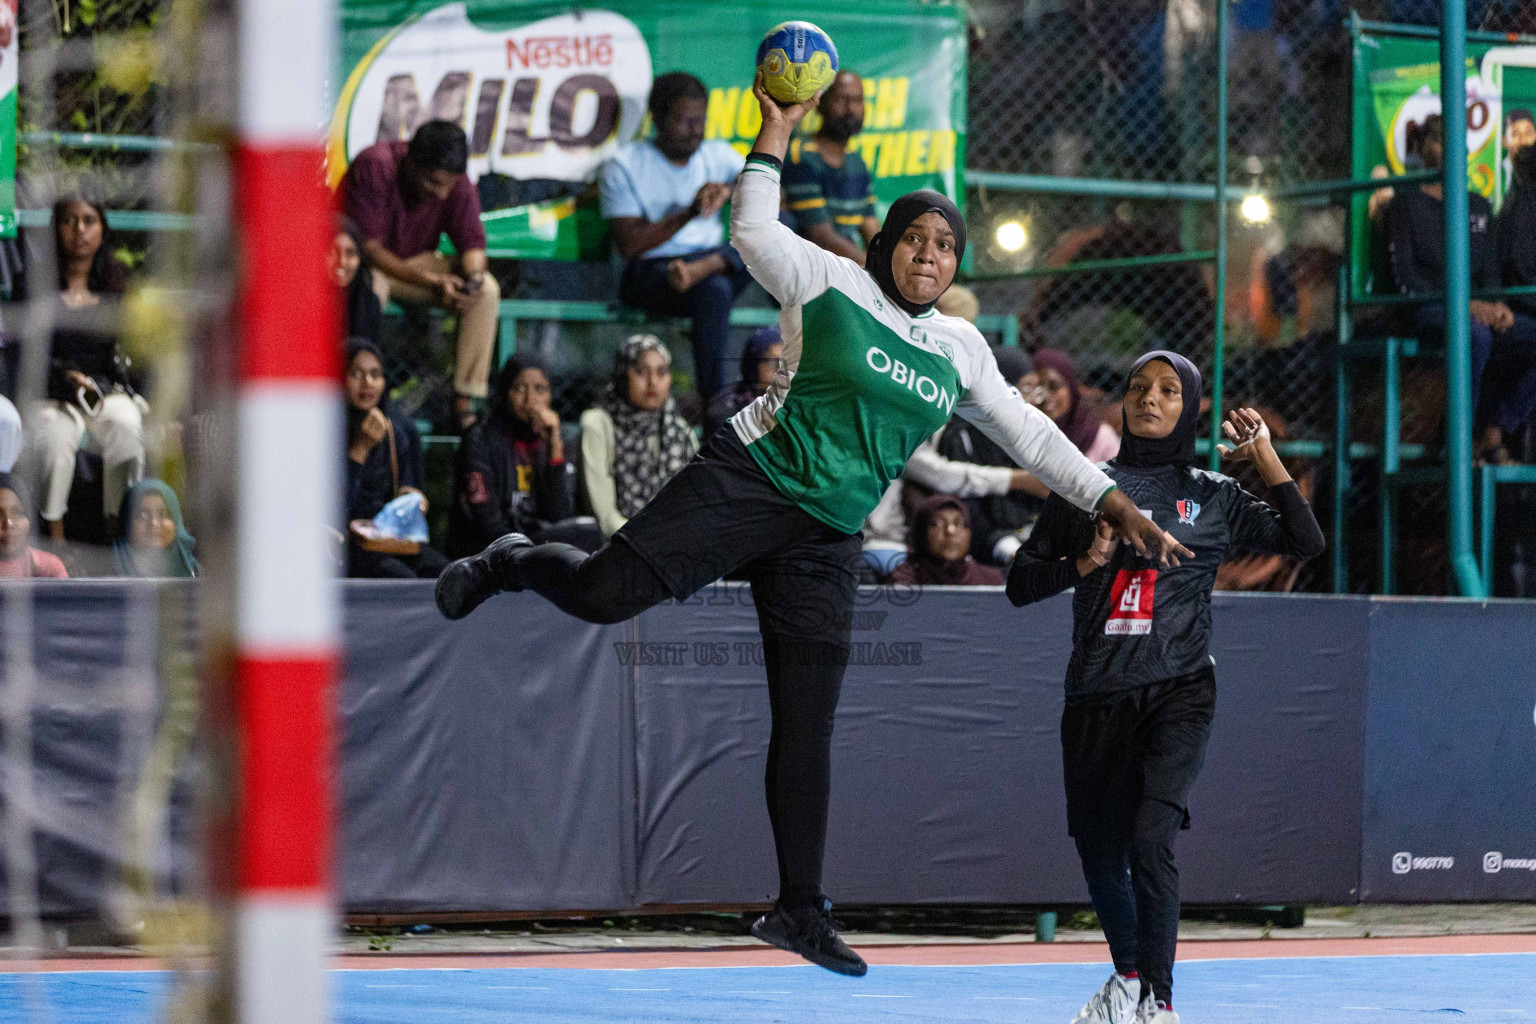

{"left": 437, "top": 74, "right": 1192, "bottom": 976}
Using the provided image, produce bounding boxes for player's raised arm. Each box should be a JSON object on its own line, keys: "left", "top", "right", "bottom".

{"left": 730, "top": 75, "right": 844, "bottom": 307}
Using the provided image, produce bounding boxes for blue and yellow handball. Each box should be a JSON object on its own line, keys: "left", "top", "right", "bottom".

{"left": 756, "top": 21, "right": 838, "bottom": 105}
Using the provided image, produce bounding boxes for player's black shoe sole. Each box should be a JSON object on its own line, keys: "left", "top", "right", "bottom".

{"left": 434, "top": 532, "right": 533, "bottom": 620}
{"left": 751, "top": 904, "right": 867, "bottom": 977}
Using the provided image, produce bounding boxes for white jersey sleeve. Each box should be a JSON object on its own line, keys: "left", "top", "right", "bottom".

{"left": 954, "top": 336, "right": 1116, "bottom": 513}
{"left": 730, "top": 155, "right": 848, "bottom": 308}
{"left": 903, "top": 430, "right": 1014, "bottom": 497}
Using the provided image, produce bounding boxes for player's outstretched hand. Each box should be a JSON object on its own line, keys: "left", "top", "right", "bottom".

{"left": 1216, "top": 407, "right": 1271, "bottom": 463}
{"left": 752, "top": 72, "right": 822, "bottom": 131}
{"left": 1100, "top": 488, "right": 1194, "bottom": 568}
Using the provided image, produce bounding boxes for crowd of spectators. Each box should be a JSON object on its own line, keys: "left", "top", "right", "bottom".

{"left": 0, "top": 191, "right": 187, "bottom": 579}
{"left": 10, "top": 53, "right": 1535, "bottom": 595}
{"left": 1377, "top": 112, "right": 1536, "bottom": 466}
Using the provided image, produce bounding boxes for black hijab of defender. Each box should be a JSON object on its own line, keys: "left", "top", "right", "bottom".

{"left": 1117, "top": 350, "right": 1203, "bottom": 469}
{"left": 864, "top": 190, "right": 967, "bottom": 317}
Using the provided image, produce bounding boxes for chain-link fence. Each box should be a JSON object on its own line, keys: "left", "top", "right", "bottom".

{"left": 964, "top": 0, "right": 1536, "bottom": 596}
{"left": 355, "top": 1, "right": 1533, "bottom": 595}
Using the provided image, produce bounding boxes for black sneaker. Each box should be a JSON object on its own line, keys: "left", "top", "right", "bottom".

{"left": 751, "top": 899, "right": 867, "bottom": 976}
{"left": 434, "top": 532, "right": 533, "bottom": 620}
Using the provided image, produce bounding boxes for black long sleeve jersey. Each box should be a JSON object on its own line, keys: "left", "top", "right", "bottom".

{"left": 1008, "top": 463, "right": 1324, "bottom": 704}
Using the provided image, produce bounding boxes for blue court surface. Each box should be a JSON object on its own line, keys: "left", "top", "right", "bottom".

{"left": 3, "top": 954, "right": 1533, "bottom": 1022}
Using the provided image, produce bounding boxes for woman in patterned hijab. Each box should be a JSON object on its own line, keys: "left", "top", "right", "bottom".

{"left": 586, "top": 335, "right": 698, "bottom": 533}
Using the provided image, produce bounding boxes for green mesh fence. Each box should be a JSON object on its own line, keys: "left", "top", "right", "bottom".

{"left": 963, "top": 0, "right": 1536, "bottom": 596}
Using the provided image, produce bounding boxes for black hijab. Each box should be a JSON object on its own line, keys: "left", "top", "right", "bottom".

{"left": 865, "top": 190, "right": 966, "bottom": 317}
{"left": 338, "top": 217, "right": 382, "bottom": 346}
{"left": 491, "top": 350, "right": 553, "bottom": 443}
{"left": 1117, "top": 350, "right": 1202, "bottom": 469}
{"left": 344, "top": 339, "right": 390, "bottom": 435}
{"left": 907, "top": 493, "right": 977, "bottom": 585}
{"left": 992, "top": 345, "right": 1033, "bottom": 388}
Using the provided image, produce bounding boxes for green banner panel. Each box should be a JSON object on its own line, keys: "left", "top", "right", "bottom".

{"left": 1352, "top": 33, "right": 1536, "bottom": 291}
{"left": 330, "top": 1, "right": 966, "bottom": 259}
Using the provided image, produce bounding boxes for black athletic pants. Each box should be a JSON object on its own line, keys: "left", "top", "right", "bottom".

{"left": 1062, "top": 667, "right": 1216, "bottom": 1006}
{"left": 502, "top": 427, "right": 861, "bottom": 910}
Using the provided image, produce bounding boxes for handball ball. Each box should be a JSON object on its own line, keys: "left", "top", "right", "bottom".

{"left": 756, "top": 21, "right": 838, "bottom": 105}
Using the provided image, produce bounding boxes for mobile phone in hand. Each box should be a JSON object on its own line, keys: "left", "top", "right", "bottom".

{"left": 76, "top": 382, "right": 103, "bottom": 417}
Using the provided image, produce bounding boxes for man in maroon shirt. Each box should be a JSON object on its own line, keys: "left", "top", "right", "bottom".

{"left": 340, "top": 120, "right": 499, "bottom": 428}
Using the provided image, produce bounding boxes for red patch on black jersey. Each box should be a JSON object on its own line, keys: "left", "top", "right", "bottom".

{"left": 1105, "top": 568, "right": 1156, "bottom": 636}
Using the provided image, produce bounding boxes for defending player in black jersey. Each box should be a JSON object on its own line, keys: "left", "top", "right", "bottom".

{"left": 1007, "top": 351, "right": 1324, "bottom": 1024}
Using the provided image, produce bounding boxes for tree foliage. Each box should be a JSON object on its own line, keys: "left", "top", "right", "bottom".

{"left": 18, "top": 0, "right": 163, "bottom": 209}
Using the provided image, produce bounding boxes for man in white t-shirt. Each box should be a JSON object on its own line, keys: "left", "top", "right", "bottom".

{"left": 600, "top": 72, "right": 749, "bottom": 398}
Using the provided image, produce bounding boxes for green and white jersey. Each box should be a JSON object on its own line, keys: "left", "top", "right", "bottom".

{"left": 728, "top": 156, "right": 1116, "bottom": 534}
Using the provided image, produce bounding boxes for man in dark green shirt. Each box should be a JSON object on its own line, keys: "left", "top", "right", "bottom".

{"left": 782, "top": 71, "right": 879, "bottom": 265}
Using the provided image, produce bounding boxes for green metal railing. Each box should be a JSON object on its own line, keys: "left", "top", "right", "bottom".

{"left": 1440, "top": 0, "right": 1483, "bottom": 598}
{"left": 15, "top": 131, "right": 213, "bottom": 232}
{"left": 489, "top": 299, "right": 1017, "bottom": 369}
{"left": 18, "top": 130, "right": 219, "bottom": 155}
{"left": 960, "top": 250, "right": 1215, "bottom": 284}
{"left": 1209, "top": 0, "right": 1230, "bottom": 473}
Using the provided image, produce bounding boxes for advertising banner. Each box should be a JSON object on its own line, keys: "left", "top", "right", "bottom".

{"left": 329, "top": 0, "right": 966, "bottom": 259}
{"left": 1359, "top": 34, "right": 1536, "bottom": 208}
{"left": 1361, "top": 601, "right": 1536, "bottom": 901}
{"left": 8, "top": 584, "right": 1536, "bottom": 915}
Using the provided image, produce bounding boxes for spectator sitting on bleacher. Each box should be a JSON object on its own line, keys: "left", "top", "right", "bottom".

{"left": 580, "top": 335, "right": 698, "bottom": 537}
{"left": 936, "top": 345, "right": 1053, "bottom": 565}
{"left": 448, "top": 352, "right": 601, "bottom": 558}
{"left": 0, "top": 394, "right": 21, "bottom": 472}
{"left": 1024, "top": 349, "right": 1121, "bottom": 462}
{"left": 339, "top": 120, "right": 498, "bottom": 430}
{"left": 600, "top": 72, "right": 749, "bottom": 399}
{"left": 331, "top": 217, "right": 382, "bottom": 347}
{"left": 1505, "top": 108, "right": 1536, "bottom": 186}
{"left": 888, "top": 494, "right": 1003, "bottom": 587}
{"left": 782, "top": 71, "right": 878, "bottom": 265}
{"left": 1389, "top": 113, "right": 1536, "bottom": 464}
{"left": 343, "top": 340, "right": 448, "bottom": 579}
{"left": 0, "top": 473, "right": 67, "bottom": 578}
{"left": 22, "top": 195, "right": 146, "bottom": 541}
{"left": 703, "top": 326, "right": 783, "bottom": 437}
{"left": 113, "top": 479, "right": 199, "bottom": 578}
{"left": 1494, "top": 142, "right": 1536, "bottom": 461}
